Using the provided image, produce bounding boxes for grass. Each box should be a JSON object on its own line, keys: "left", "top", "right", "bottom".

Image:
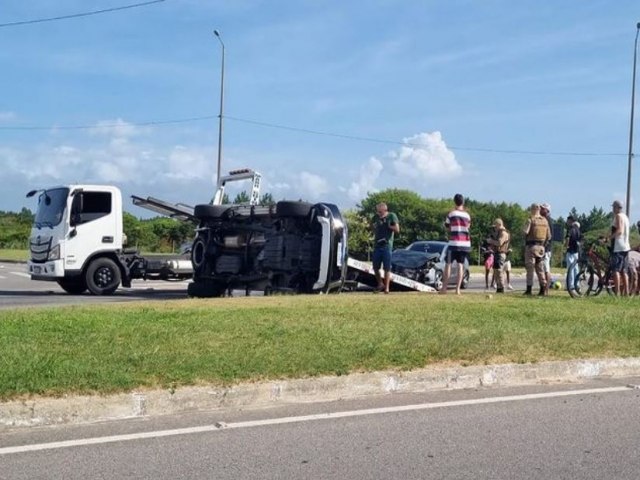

{"left": 0, "top": 249, "right": 28, "bottom": 262}
{"left": 1, "top": 293, "right": 639, "bottom": 401}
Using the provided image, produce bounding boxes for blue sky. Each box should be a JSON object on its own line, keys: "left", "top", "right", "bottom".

{"left": 1, "top": 0, "right": 639, "bottom": 222}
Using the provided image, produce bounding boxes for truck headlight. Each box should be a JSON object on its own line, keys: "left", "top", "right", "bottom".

{"left": 48, "top": 244, "right": 60, "bottom": 261}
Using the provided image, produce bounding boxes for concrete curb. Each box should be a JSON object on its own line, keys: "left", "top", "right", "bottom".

{"left": 2, "top": 357, "right": 640, "bottom": 429}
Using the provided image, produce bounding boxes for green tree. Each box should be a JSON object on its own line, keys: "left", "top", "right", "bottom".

{"left": 233, "top": 191, "right": 250, "bottom": 204}
{"left": 344, "top": 209, "right": 372, "bottom": 260}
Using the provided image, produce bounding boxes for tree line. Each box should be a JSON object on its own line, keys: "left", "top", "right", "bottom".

{"left": 345, "top": 189, "right": 640, "bottom": 267}
{"left": 2, "top": 189, "right": 638, "bottom": 266}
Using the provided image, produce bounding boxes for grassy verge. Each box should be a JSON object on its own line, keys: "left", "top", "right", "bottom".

{"left": 0, "top": 249, "right": 28, "bottom": 262}
{"left": 1, "top": 293, "right": 639, "bottom": 401}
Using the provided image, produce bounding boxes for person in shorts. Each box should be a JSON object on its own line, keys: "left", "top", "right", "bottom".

{"left": 371, "top": 202, "right": 400, "bottom": 294}
{"left": 481, "top": 241, "right": 494, "bottom": 290}
{"left": 610, "top": 200, "right": 630, "bottom": 296}
{"left": 441, "top": 194, "right": 471, "bottom": 295}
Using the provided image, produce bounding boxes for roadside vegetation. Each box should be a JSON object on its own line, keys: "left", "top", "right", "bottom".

{"left": 1, "top": 293, "right": 639, "bottom": 401}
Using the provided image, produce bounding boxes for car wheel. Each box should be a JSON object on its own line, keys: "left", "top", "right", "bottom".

{"left": 275, "top": 201, "right": 312, "bottom": 217}
{"left": 85, "top": 258, "right": 121, "bottom": 295}
{"left": 433, "top": 270, "right": 444, "bottom": 291}
{"left": 460, "top": 270, "right": 470, "bottom": 289}
{"left": 57, "top": 278, "right": 87, "bottom": 294}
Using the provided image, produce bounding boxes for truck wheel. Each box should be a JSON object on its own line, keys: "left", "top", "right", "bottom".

{"left": 57, "top": 278, "right": 87, "bottom": 294}
{"left": 194, "top": 204, "right": 228, "bottom": 220}
{"left": 187, "top": 280, "right": 225, "bottom": 298}
{"left": 275, "top": 201, "right": 312, "bottom": 217}
{"left": 86, "top": 258, "right": 121, "bottom": 295}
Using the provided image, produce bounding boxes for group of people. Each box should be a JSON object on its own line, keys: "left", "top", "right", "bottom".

{"left": 370, "top": 194, "right": 639, "bottom": 297}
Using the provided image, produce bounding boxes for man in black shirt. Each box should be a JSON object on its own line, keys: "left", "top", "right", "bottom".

{"left": 565, "top": 215, "right": 582, "bottom": 298}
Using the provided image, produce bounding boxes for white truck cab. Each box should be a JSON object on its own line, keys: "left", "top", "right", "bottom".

{"left": 27, "top": 184, "right": 193, "bottom": 295}
{"left": 27, "top": 185, "right": 125, "bottom": 294}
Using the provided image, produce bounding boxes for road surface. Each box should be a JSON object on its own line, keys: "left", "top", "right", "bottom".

{"left": 2, "top": 378, "right": 639, "bottom": 479}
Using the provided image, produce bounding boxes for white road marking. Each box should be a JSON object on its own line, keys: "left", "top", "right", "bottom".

{"left": 9, "top": 272, "right": 30, "bottom": 279}
{"left": 0, "top": 386, "right": 630, "bottom": 456}
{"left": 0, "top": 275, "right": 6, "bottom": 280}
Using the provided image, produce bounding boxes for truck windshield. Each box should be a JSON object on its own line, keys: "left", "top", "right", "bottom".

{"left": 34, "top": 188, "right": 69, "bottom": 228}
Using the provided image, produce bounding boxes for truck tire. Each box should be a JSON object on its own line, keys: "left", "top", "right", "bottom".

{"left": 275, "top": 201, "right": 312, "bottom": 217}
{"left": 194, "top": 204, "right": 228, "bottom": 220}
{"left": 187, "top": 280, "right": 226, "bottom": 298}
{"left": 57, "top": 278, "right": 87, "bottom": 294}
{"left": 85, "top": 257, "right": 121, "bottom": 295}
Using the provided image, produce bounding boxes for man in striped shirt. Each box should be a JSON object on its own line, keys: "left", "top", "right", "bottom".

{"left": 441, "top": 193, "right": 471, "bottom": 295}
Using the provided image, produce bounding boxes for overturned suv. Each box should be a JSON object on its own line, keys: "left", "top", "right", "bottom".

{"left": 187, "top": 201, "right": 348, "bottom": 297}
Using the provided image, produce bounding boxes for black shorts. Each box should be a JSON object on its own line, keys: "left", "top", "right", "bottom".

{"left": 446, "top": 248, "right": 469, "bottom": 265}
{"left": 610, "top": 251, "right": 629, "bottom": 273}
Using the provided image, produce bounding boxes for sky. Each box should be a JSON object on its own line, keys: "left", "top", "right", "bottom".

{"left": 1, "top": 0, "right": 640, "bottom": 222}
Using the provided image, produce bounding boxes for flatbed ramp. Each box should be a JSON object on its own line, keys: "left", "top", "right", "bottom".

{"left": 346, "top": 258, "right": 436, "bottom": 293}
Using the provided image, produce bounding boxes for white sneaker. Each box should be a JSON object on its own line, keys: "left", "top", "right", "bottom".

{"left": 507, "top": 284, "right": 514, "bottom": 290}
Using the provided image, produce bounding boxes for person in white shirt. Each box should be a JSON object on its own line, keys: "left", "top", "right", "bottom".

{"left": 610, "top": 200, "right": 631, "bottom": 296}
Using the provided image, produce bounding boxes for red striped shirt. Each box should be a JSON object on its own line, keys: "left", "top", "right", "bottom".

{"left": 445, "top": 209, "right": 471, "bottom": 250}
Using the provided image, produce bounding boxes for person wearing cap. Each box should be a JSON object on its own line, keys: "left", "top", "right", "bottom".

{"left": 610, "top": 200, "right": 631, "bottom": 296}
{"left": 539, "top": 202, "right": 553, "bottom": 295}
{"left": 564, "top": 216, "right": 583, "bottom": 298}
{"left": 486, "top": 218, "right": 510, "bottom": 293}
{"left": 522, "top": 203, "right": 551, "bottom": 295}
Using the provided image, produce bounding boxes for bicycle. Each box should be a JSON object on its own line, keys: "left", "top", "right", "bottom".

{"left": 573, "top": 242, "right": 613, "bottom": 296}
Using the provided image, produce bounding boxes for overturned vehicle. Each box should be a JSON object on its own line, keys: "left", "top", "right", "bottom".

{"left": 187, "top": 201, "right": 348, "bottom": 297}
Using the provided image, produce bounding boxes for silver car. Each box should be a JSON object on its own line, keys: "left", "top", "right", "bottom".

{"left": 392, "top": 240, "right": 470, "bottom": 290}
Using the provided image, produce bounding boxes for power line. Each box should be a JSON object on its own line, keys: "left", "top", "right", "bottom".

{"left": 0, "top": 113, "right": 627, "bottom": 157}
{"left": 0, "top": 0, "right": 166, "bottom": 28}
{"left": 225, "top": 115, "right": 627, "bottom": 157}
{"left": 0, "top": 115, "right": 217, "bottom": 131}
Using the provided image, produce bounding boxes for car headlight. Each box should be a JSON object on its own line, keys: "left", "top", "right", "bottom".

{"left": 48, "top": 244, "right": 60, "bottom": 261}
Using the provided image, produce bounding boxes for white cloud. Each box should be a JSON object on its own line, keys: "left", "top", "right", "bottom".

{"left": 348, "top": 156, "right": 383, "bottom": 201}
{"left": 298, "top": 171, "right": 329, "bottom": 200}
{"left": 90, "top": 118, "right": 149, "bottom": 139}
{"left": 164, "top": 145, "right": 214, "bottom": 181}
{"left": 392, "top": 131, "right": 462, "bottom": 181}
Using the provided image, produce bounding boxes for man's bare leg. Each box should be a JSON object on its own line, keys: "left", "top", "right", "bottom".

{"left": 384, "top": 271, "right": 391, "bottom": 293}
{"left": 455, "top": 263, "right": 464, "bottom": 295}
{"left": 440, "top": 263, "right": 451, "bottom": 294}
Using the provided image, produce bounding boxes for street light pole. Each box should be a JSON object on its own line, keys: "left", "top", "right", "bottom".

{"left": 214, "top": 30, "right": 225, "bottom": 187}
{"left": 625, "top": 23, "right": 640, "bottom": 217}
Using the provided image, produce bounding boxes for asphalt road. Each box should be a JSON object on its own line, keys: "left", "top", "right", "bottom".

{"left": 0, "top": 261, "right": 530, "bottom": 308}
{"left": 2, "top": 378, "right": 639, "bottom": 479}
{"left": 0, "top": 261, "right": 190, "bottom": 308}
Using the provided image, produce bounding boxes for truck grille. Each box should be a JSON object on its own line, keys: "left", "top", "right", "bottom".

{"left": 30, "top": 236, "right": 53, "bottom": 263}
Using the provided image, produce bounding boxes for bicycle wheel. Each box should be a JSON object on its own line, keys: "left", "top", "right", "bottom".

{"left": 572, "top": 266, "right": 587, "bottom": 296}
{"left": 586, "top": 268, "right": 603, "bottom": 296}
{"left": 602, "top": 269, "right": 615, "bottom": 296}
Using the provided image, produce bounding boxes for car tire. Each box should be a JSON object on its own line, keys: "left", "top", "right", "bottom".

{"left": 57, "top": 278, "right": 87, "bottom": 295}
{"left": 460, "top": 270, "right": 470, "bottom": 290}
{"left": 275, "top": 201, "right": 312, "bottom": 217}
{"left": 433, "top": 270, "right": 444, "bottom": 291}
{"left": 85, "top": 257, "right": 121, "bottom": 295}
{"left": 194, "top": 204, "right": 228, "bottom": 220}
